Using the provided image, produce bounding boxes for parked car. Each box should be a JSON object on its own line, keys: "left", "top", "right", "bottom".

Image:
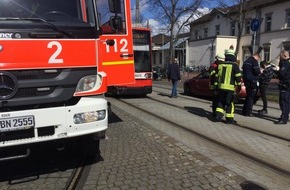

{"left": 183, "top": 70, "right": 259, "bottom": 103}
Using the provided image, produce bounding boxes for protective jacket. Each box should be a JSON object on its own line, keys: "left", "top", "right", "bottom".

{"left": 215, "top": 61, "right": 241, "bottom": 91}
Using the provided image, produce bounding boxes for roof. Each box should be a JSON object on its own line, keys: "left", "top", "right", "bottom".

{"left": 160, "top": 37, "right": 190, "bottom": 50}
{"left": 152, "top": 34, "right": 170, "bottom": 46}
{"left": 188, "top": 0, "right": 288, "bottom": 26}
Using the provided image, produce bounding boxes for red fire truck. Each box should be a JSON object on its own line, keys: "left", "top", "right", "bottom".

{"left": 107, "top": 26, "right": 152, "bottom": 96}
{"left": 0, "top": 0, "right": 134, "bottom": 160}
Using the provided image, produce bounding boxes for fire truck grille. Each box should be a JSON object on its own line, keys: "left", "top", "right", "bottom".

{"left": 16, "top": 87, "right": 55, "bottom": 97}
{"left": 0, "top": 128, "right": 34, "bottom": 142}
{"left": 0, "top": 67, "right": 97, "bottom": 111}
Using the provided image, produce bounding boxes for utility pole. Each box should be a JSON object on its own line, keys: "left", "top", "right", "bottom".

{"left": 135, "top": 0, "right": 140, "bottom": 23}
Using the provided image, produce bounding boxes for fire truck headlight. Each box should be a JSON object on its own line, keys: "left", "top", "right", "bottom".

{"left": 76, "top": 75, "right": 97, "bottom": 93}
{"left": 73, "top": 110, "right": 106, "bottom": 124}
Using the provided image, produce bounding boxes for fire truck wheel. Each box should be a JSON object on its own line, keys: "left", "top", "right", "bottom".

{"left": 55, "top": 135, "right": 101, "bottom": 164}
{"left": 81, "top": 136, "right": 102, "bottom": 164}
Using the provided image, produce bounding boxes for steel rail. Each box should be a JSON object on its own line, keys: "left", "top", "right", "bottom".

{"left": 114, "top": 97, "right": 290, "bottom": 178}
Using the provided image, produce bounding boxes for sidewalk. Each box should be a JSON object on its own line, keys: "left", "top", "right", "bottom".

{"left": 150, "top": 84, "right": 290, "bottom": 175}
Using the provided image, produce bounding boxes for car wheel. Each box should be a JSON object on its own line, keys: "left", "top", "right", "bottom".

{"left": 234, "top": 95, "right": 240, "bottom": 103}
{"left": 184, "top": 84, "right": 191, "bottom": 95}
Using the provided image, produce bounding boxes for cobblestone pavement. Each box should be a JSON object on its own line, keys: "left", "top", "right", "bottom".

{"left": 82, "top": 106, "right": 246, "bottom": 190}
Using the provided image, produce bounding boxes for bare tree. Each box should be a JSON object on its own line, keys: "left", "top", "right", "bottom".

{"left": 147, "top": 0, "right": 203, "bottom": 61}
{"left": 214, "top": 0, "right": 264, "bottom": 56}
{"left": 214, "top": 0, "right": 246, "bottom": 57}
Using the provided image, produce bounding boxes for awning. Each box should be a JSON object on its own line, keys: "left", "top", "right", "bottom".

{"left": 159, "top": 37, "right": 189, "bottom": 50}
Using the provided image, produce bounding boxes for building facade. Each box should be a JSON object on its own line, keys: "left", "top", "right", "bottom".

{"left": 187, "top": 0, "right": 290, "bottom": 68}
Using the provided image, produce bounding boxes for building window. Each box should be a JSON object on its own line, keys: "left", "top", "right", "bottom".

{"left": 230, "top": 22, "right": 235, "bottom": 36}
{"left": 286, "top": 9, "right": 290, "bottom": 28}
{"left": 242, "top": 47, "right": 251, "bottom": 63}
{"left": 263, "top": 46, "right": 270, "bottom": 62}
{"left": 265, "top": 13, "right": 272, "bottom": 31}
{"left": 204, "top": 28, "right": 208, "bottom": 38}
{"left": 194, "top": 30, "right": 198, "bottom": 39}
{"left": 283, "top": 41, "right": 290, "bottom": 52}
{"left": 245, "top": 20, "right": 251, "bottom": 34}
{"left": 215, "top": 25, "right": 220, "bottom": 35}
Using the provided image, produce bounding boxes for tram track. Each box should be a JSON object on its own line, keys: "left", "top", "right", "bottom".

{"left": 0, "top": 137, "right": 95, "bottom": 190}
{"left": 64, "top": 166, "right": 86, "bottom": 190}
{"left": 63, "top": 136, "right": 99, "bottom": 190}
{"left": 152, "top": 88, "right": 290, "bottom": 142}
{"left": 108, "top": 95, "right": 290, "bottom": 178}
{"left": 153, "top": 84, "right": 290, "bottom": 141}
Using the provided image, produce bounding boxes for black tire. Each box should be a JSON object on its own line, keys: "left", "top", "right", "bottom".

{"left": 184, "top": 84, "right": 191, "bottom": 95}
{"left": 234, "top": 95, "right": 240, "bottom": 103}
{"left": 55, "top": 135, "right": 101, "bottom": 165}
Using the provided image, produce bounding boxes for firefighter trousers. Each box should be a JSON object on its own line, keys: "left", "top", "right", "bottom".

{"left": 215, "top": 90, "right": 235, "bottom": 121}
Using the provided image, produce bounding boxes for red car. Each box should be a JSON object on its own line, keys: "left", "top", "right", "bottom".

{"left": 183, "top": 70, "right": 258, "bottom": 102}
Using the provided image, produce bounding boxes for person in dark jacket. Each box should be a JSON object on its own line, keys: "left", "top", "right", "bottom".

{"left": 258, "top": 61, "right": 277, "bottom": 115}
{"left": 275, "top": 50, "right": 290, "bottom": 124}
{"left": 167, "top": 58, "right": 181, "bottom": 98}
{"left": 242, "top": 53, "right": 261, "bottom": 116}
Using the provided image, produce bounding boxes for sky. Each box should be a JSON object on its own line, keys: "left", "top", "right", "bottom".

{"left": 130, "top": 0, "right": 234, "bottom": 36}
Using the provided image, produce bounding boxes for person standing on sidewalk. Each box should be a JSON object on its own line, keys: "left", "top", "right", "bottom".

{"left": 275, "top": 50, "right": 290, "bottom": 124}
{"left": 242, "top": 53, "right": 261, "bottom": 116}
{"left": 258, "top": 61, "right": 277, "bottom": 115}
{"left": 167, "top": 58, "right": 181, "bottom": 98}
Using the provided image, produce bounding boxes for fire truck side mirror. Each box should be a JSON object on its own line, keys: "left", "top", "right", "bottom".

{"left": 108, "top": 0, "right": 121, "bottom": 13}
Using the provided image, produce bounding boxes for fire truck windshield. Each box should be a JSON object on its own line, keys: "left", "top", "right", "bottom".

{"left": 0, "top": 0, "right": 97, "bottom": 27}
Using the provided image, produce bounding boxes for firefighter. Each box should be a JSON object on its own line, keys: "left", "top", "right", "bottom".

{"left": 213, "top": 55, "right": 242, "bottom": 124}
{"left": 209, "top": 53, "right": 225, "bottom": 118}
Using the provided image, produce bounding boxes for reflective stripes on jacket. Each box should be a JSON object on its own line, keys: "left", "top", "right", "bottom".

{"left": 215, "top": 61, "right": 241, "bottom": 91}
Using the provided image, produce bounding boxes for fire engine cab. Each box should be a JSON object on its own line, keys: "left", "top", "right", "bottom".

{"left": 0, "top": 0, "right": 134, "bottom": 160}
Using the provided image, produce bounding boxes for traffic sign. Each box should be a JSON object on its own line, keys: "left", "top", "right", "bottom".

{"left": 250, "top": 18, "right": 260, "bottom": 32}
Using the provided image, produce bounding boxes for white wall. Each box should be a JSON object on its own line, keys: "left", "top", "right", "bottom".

{"left": 216, "top": 37, "right": 237, "bottom": 55}
{"left": 188, "top": 39, "right": 212, "bottom": 67}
